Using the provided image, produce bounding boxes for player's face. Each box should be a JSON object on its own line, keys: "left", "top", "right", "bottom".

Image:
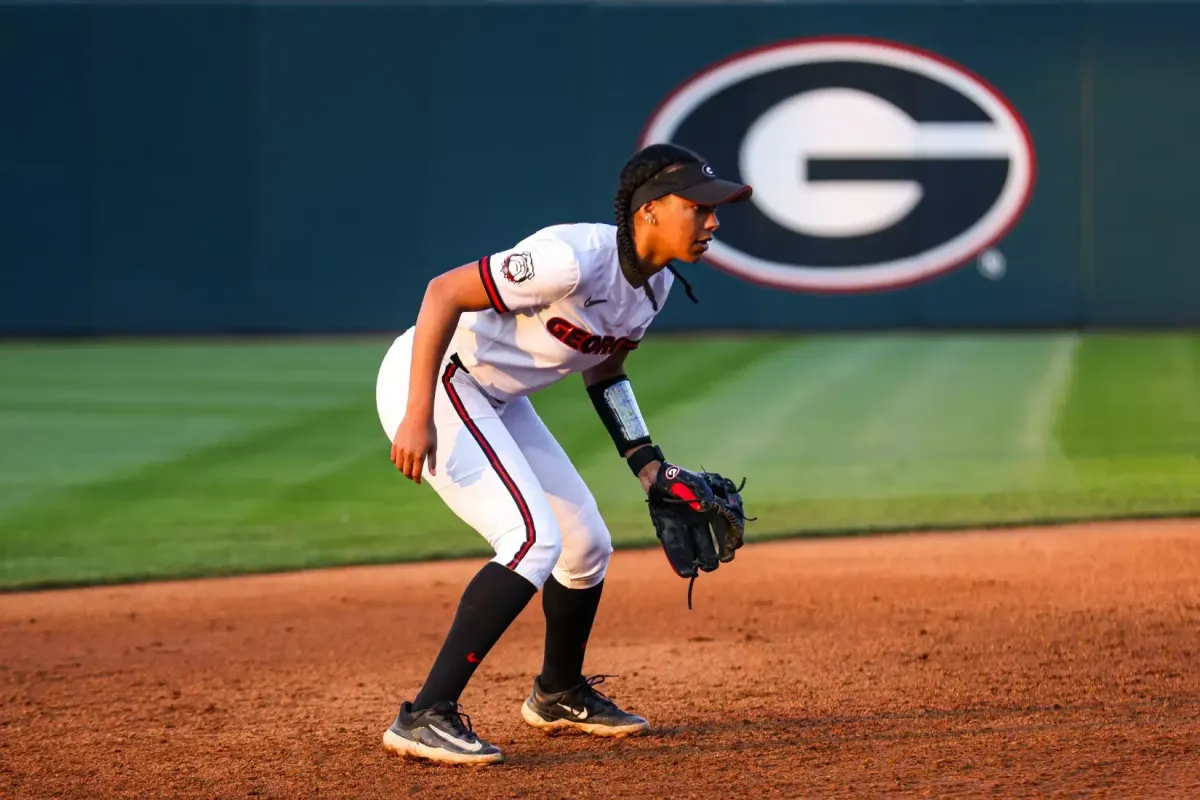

{"left": 659, "top": 195, "right": 720, "bottom": 263}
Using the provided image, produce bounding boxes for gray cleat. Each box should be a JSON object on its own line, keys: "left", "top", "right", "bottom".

{"left": 520, "top": 674, "right": 650, "bottom": 737}
{"left": 382, "top": 701, "right": 504, "bottom": 765}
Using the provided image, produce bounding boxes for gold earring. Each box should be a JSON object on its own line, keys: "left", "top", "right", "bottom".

{"left": 646, "top": 214, "right": 656, "bottom": 225}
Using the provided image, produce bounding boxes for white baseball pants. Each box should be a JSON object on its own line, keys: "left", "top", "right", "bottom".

{"left": 374, "top": 328, "right": 613, "bottom": 590}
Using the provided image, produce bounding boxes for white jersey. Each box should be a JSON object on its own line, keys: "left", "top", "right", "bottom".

{"left": 449, "top": 222, "right": 673, "bottom": 404}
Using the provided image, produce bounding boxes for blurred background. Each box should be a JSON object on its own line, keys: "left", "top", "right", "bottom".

{"left": 2, "top": 0, "right": 1198, "bottom": 591}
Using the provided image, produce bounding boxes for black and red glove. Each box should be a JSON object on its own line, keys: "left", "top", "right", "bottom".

{"left": 646, "top": 462, "right": 752, "bottom": 609}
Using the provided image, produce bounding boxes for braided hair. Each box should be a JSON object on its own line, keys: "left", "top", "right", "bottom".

{"left": 613, "top": 143, "right": 702, "bottom": 311}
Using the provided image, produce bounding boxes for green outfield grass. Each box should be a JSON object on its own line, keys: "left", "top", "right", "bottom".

{"left": 1, "top": 332, "right": 1198, "bottom": 590}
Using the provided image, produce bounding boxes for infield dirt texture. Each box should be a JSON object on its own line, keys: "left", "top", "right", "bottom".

{"left": 4, "top": 333, "right": 1199, "bottom": 796}
{"left": 5, "top": 518, "right": 1199, "bottom": 799}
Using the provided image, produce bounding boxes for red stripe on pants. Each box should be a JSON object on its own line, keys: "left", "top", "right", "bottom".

{"left": 440, "top": 362, "right": 535, "bottom": 569}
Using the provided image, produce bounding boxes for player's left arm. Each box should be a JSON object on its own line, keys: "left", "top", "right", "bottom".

{"left": 582, "top": 349, "right": 662, "bottom": 492}
{"left": 586, "top": 345, "right": 751, "bottom": 594}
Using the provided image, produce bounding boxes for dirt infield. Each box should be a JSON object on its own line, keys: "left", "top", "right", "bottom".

{"left": 3, "top": 519, "right": 1199, "bottom": 799}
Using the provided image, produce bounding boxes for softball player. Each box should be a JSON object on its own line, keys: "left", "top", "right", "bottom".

{"left": 374, "top": 142, "right": 752, "bottom": 765}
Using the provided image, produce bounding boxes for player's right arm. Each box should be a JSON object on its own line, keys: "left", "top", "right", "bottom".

{"left": 393, "top": 235, "right": 580, "bottom": 484}
{"left": 391, "top": 263, "right": 492, "bottom": 483}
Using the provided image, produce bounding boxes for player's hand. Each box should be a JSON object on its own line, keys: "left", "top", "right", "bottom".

{"left": 391, "top": 413, "right": 438, "bottom": 485}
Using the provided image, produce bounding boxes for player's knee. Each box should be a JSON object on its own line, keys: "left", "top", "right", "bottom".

{"left": 553, "top": 499, "right": 613, "bottom": 589}
{"left": 498, "top": 514, "right": 563, "bottom": 590}
{"left": 527, "top": 529, "right": 565, "bottom": 585}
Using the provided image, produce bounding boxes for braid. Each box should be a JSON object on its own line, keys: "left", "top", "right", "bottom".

{"left": 613, "top": 143, "right": 704, "bottom": 311}
{"left": 613, "top": 179, "right": 652, "bottom": 308}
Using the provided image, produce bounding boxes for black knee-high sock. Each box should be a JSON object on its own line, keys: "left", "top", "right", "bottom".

{"left": 539, "top": 575, "right": 604, "bottom": 693}
{"left": 412, "top": 562, "right": 537, "bottom": 711}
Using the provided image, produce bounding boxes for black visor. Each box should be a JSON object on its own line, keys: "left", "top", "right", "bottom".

{"left": 629, "top": 161, "right": 753, "bottom": 211}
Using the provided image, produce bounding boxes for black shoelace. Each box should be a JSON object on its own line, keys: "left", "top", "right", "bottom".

{"left": 428, "top": 701, "right": 475, "bottom": 739}
{"left": 573, "top": 674, "right": 619, "bottom": 710}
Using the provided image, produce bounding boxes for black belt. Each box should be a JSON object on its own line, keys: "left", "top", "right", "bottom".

{"left": 449, "top": 352, "right": 468, "bottom": 373}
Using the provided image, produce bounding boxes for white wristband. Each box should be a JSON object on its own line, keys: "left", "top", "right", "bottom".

{"left": 602, "top": 379, "right": 650, "bottom": 442}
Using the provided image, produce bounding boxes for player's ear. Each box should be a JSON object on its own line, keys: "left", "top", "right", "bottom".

{"left": 637, "top": 200, "right": 659, "bottom": 226}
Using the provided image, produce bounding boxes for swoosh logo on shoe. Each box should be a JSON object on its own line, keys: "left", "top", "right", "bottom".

{"left": 557, "top": 703, "right": 588, "bottom": 720}
{"left": 428, "top": 725, "right": 483, "bottom": 752}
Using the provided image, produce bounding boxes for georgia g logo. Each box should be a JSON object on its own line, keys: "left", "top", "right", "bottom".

{"left": 639, "top": 36, "right": 1037, "bottom": 292}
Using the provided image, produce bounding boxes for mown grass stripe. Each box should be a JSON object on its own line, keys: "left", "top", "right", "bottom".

{"left": 1, "top": 403, "right": 360, "bottom": 534}
{"left": 1055, "top": 333, "right": 1200, "bottom": 459}
{"left": 1019, "top": 333, "right": 1079, "bottom": 457}
{"left": 2, "top": 333, "right": 1200, "bottom": 591}
{"left": 615, "top": 338, "right": 902, "bottom": 475}
{"left": 535, "top": 335, "right": 798, "bottom": 463}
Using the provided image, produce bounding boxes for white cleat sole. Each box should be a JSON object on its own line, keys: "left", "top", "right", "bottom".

{"left": 520, "top": 700, "right": 650, "bottom": 738}
{"left": 382, "top": 729, "right": 505, "bottom": 765}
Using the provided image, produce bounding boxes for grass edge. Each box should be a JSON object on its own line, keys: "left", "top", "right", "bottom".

{"left": 4, "top": 507, "right": 1197, "bottom": 596}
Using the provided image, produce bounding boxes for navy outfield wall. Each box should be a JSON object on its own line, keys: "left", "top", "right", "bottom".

{"left": 2, "top": 1, "right": 1198, "bottom": 335}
